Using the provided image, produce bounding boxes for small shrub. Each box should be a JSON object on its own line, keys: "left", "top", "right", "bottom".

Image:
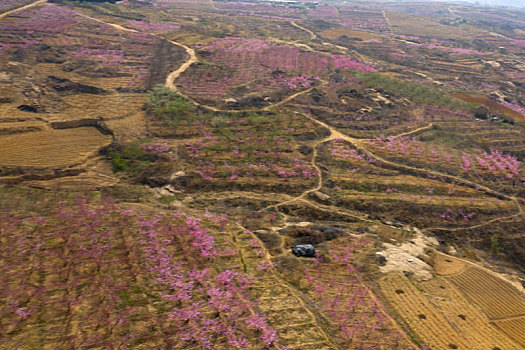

{"left": 112, "top": 152, "right": 128, "bottom": 172}
{"left": 146, "top": 86, "right": 196, "bottom": 127}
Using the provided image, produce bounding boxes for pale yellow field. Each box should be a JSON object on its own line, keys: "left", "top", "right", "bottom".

{"left": 417, "top": 277, "right": 521, "bottom": 349}
{"left": 385, "top": 11, "right": 484, "bottom": 40}
{"left": 380, "top": 273, "right": 470, "bottom": 349}
{"left": 432, "top": 254, "right": 525, "bottom": 347}
{"left": 54, "top": 93, "right": 146, "bottom": 121}
{"left": 446, "top": 267, "right": 525, "bottom": 320}
{"left": 0, "top": 127, "right": 112, "bottom": 168}
{"left": 492, "top": 317, "right": 525, "bottom": 347}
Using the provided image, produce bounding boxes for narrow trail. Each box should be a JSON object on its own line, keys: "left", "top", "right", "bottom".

{"left": 290, "top": 21, "right": 316, "bottom": 40}
{"left": 265, "top": 135, "right": 330, "bottom": 214}
{"left": 390, "top": 122, "right": 434, "bottom": 139}
{"left": 163, "top": 40, "right": 197, "bottom": 90}
{"left": 76, "top": 11, "right": 197, "bottom": 94}
{"left": 76, "top": 12, "right": 138, "bottom": 33}
{"left": 381, "top": 9, "right": 392, "bottom": 33}
{"left": 76, "top": 10, "right": 326, "bottom": 113}
{"left": 0, "top": 0, "right": 46, "bottom": 19}
{"left": 269, "top": 36, "right": 314, "bottom": 51}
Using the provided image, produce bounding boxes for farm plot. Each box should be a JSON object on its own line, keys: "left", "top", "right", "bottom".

{"left": 454, "top": 93, "right": 525, "bottom": 123}
{"left": 379, "top": 273, "right": 470, "bottom": 349}
{"left": 443, "top": 264, "right": 525, "bottom": 347}
{"left": 290, "top": 80, "right": 441, "bottom": 139}
{"left": 50, "top": 94, "right": 146, "bottom": 122}
{"left": 142, "top": 110, "right": 326, "bottom": 196}
{"left": 337, "top": 4, "right": 390, "bottom": 33}
{"left": 432, "top": 253, "right": 467, "bottom": 276}
{"left": 0, "top": 3, "right": 169, "bottom": 96}
{"left": 446, "top": 266, "right": 525, "bottom": 320}
{"left": 492, "top": 317, "right": 525, "bottom": 347}
{"left": 299, "top": 237, "right": 415, "bottom": 349}
{"left": 177, "top": 37, "right": 376, "bottom": 108}
{"left": 319, "top": 28, "right": 384, "bottom": 41}
{"left": 384, "top": 11, "right": 485, "bottom": 41}
{"left": 214, "top": 1, "right": 303, "bottom": 21}
{"left": 430, "top": 112, "right": 525, "bottom": 163}
{"left": 417, "top": 277, "right": 521, "bottom": 350}
{"left": 0, "top": 127, "right": 111, "bottom": 168}
{"left": 240, "top": 235, "right": 335, "bottom": 349}
{"left": 0, "top": 200, "right": 287, "bottom": 349}
{"left": 313, "top": 140, "right": 516, "bottom": 228}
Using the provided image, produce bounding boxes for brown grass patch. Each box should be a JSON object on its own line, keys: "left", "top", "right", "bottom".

{"left": 433, "top": 254, "right": 466, "bottom": 276}
{"left": 385, "top": 11, "right": 482, "bottom": 40}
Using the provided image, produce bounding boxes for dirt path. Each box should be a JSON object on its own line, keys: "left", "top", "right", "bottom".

{"left": 290, "top": 21, "right": 316, "bottom": 40}
{"left": 75, "top": 9, "right": 198, "bottom": 93}
{"left": 76, "top": 12, "right": 138, "bottom": 33}
{"left": 266, "top": 135, "right": 329, "bottom": 213}
{"left": 382, "top": 9, "right": 392, "bottom": 33}
{"left": 164, "top": 40, "right": 197, "bottom": 90}
{"left": 391, "top": 122, "right": 434, "bottom": 139}
{"left": 300, "top": 110, "right": 516, "bottom": 202}
{"left": 0, "top": 0, "right": 46, "bottom": 19}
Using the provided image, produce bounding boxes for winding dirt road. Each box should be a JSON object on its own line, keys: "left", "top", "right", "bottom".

{"left": 0, "top": 0, "right": 46, "bottom": 19}
{"left": 164, "top": 41, "right": 197, "bottom": 90}
{"left": 290, "top": 21, "right": 316, "bottom": 40}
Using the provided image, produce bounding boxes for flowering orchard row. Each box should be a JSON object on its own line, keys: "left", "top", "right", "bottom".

{"left": 0, "top": 4, "right": 158, "bottom": 88}
{"left": 303, "top": 237, "right": 421, "bottom": 349}
{"left": 0, "top": 0, "right": 31, "bottom": 12}
{"left": 0, "top": 4, "right": 81, "bottom": 54}
{"left": 180, "top": 119, "right": 319, "bottom": 181}
{"left": 0, "top": 199, "right": 281, "bottom": 349}
{"left": 367, "top": 135, "right": 522, "bottom": 181}
{"left": 323, "top": 139, "right": 520, "bottom": 225}
{"left": 215, "top": 1, "right": 303, "bottom": 20}
{"left": 179, "top": 37, "right": 377, "bottom": 101}
{"left": 404, "top": 41, "right": 485, "bottom": 56}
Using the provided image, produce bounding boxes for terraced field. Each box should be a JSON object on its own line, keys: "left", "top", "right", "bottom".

{"left": 1, "top": 0, "right": 524, "bottom": 348}
{"left": 381, "top": 272, "right": 523, "bottom": 350}
{"left": 447, "top": 267, "right": 525, "bottom": 320}
{"left": 380, "top": 273, "right": 471, "bottom": 349}
{"left": 417, "top": 277, "right": 520, "bottom": 350}
{"left": 0, "top": 127, "right": 111, "bottom": 168}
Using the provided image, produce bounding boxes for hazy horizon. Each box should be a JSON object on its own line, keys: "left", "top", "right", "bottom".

{"left": 409, "top": 0, "right": 525, "bottom": 9}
